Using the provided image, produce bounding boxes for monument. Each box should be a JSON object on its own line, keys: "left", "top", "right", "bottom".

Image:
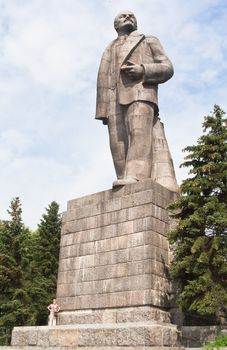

{"left": 96, "top": 10, "right": 178, "bottom": 193}
{"left": 11, "top": 11, "right": 184, "bottom": 349}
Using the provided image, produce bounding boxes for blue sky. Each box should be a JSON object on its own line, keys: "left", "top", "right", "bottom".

{"left": 0, "top": 0, "right": 226, "bottom": 229}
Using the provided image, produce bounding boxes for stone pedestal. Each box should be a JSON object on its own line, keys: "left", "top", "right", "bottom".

{"left": 11, "top": 323, "right": 181, "bottom": 348}
{"left": 57, "top": 179, "right": 177, "bottom": 313}
{"left": 11, "top": 179, "right": 183, "bottom": 349}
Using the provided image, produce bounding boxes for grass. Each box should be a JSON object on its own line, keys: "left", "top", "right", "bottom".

{"left": 203, "top": 334, "right": 227, "bottom": 350}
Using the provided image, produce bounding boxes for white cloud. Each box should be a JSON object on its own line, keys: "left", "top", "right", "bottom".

{"left": 0, "top": 0, "right": 226, "bottom": 228}
{"left": 0, "top": 129, "right": 32, "bottom": 157}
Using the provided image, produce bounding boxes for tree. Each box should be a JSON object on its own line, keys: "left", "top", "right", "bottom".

{"left": 0, "top": 198, "right": 30, "bottom": 345}
{"left": 169, "top": 105, "right": 227, "bottom": 322}
{"left": 27, "top": 201, "right": 62, "bottom": 325}
{"left": 0, "top": 199, "right": 62, "bottom": 344}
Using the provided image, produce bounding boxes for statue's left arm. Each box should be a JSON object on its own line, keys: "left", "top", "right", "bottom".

{"left": 95, "top": 42, "right": 113, "bottom": 124}
{"left": 142, "top": 36, "right": 174, "bottom": 84}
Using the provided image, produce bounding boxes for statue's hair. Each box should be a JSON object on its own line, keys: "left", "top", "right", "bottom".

{"left": 114, "top": 11, "right": 137, "bottom": 32}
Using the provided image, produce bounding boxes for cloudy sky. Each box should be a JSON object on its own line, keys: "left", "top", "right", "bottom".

{"left": 0, "top": 0, "right": 226, "bottom": 229}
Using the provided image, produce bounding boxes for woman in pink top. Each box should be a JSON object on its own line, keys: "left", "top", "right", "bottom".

{"left": 47, "top": 298, "right": 60, "bottom": 326}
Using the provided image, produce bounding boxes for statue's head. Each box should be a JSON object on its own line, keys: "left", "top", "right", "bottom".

{"left": 114, "top": 11, "right": 137, "bottom": 34}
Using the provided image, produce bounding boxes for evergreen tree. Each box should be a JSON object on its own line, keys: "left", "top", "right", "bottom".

{"left": 27, "top": 201, "right": 62, "bottom": 325}
{"left": 37, "top": 201, "right": 61, "bottom": 278}
{"left": 169, "top": 105, "right": 227, "bottom": 322}
{"left": 0, "top": 199, "right": 62, "bottom": 344}
{"left": 0, "top": 198, "right": 30, "bottom": 345}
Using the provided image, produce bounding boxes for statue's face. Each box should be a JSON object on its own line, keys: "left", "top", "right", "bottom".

{"left": 114, "top": 11, "right": 137, "bottom": 33}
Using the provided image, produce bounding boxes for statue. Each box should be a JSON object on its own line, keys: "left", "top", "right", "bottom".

{"left": 95, "top": 10, "right": 179, "bottom": 192}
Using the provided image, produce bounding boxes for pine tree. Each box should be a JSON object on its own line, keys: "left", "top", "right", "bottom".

{"left": 27, "top": 201, "right": 62, "bottom": 325}
{"left": 0, "top": 199, "right": 62, "bottom": 343}
{"left": 0, "top": 198, "right": 30, "bottom": 345}
{"left": 37, "top": 201, "right": 61, "bottom": 279}
{"left": 169, "top": 105, "right": 227, "bottom": 322}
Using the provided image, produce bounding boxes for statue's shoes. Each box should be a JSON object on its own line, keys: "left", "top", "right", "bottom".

{"left": 112, "top": 177, "right": 138, "bottom": 187}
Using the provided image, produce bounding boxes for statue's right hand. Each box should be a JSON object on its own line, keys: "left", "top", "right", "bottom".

{"left": 121, "top": 61, "right": 144, "bottom": 79}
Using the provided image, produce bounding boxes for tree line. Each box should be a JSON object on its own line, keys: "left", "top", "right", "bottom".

{"left": 0, "top": 199, "right": 61, "bottom": 345}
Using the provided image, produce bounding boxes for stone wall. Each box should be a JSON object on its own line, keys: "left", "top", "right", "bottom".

{"left": 56, "top": 179, "right": 178, "bottom": 324}
{"left": 181, "top": 326, "right": 227, "bottom": 347}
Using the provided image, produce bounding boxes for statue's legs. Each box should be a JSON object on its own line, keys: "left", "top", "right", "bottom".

{"left": 108, "top": 101, "right": 179, "bottom": 192}
{"left": 107, "top": 104, "right": 128, "bottom": 179}
{"left": 124, "top": 101, "right": 154, "bottom": 180}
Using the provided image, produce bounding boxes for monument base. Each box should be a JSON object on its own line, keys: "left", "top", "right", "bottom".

{"left": 57, "top": 306, "right": 171, "bottom": 325}
{"left": 10, "top": 180, "right": 184, "bottom": 349}
{"left": 57, "top": 179, "right": 177, "bottom": 313}
{"left": 11, "top": 322, "right": 181, "bottom": 348}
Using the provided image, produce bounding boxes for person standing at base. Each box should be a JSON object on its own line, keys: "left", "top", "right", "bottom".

{"left": 47, "top": 298, "right": 60, "bottom": 326}
{"left": 96, "top": 10, "right": 179, "bottom": 192}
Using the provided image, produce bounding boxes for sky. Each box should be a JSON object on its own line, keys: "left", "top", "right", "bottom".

{"left": 0, "top": 0, "right": 226, "bottom": 229}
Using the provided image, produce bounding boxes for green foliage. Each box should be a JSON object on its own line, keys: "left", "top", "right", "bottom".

{"left": 203, "top": 334, "right": 227, "bottom": 350}
{"left": 169, "top": 105, "right": 227, "bottom": 321}
{"left": 36, "top": 201, "right": 61, "bottom": 277}
{"left": 0, "top": 199, "right": 62, "bottom": 344}
{"left": 0, "top": 198, "right": 31, "bottom": 344}
{"left": 26, "top": 201, "right": 62, "bottom": 325}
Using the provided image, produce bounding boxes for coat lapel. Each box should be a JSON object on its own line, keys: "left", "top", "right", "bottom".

{"left": 118, "top": 31, "right": 145, "bottom": 67}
